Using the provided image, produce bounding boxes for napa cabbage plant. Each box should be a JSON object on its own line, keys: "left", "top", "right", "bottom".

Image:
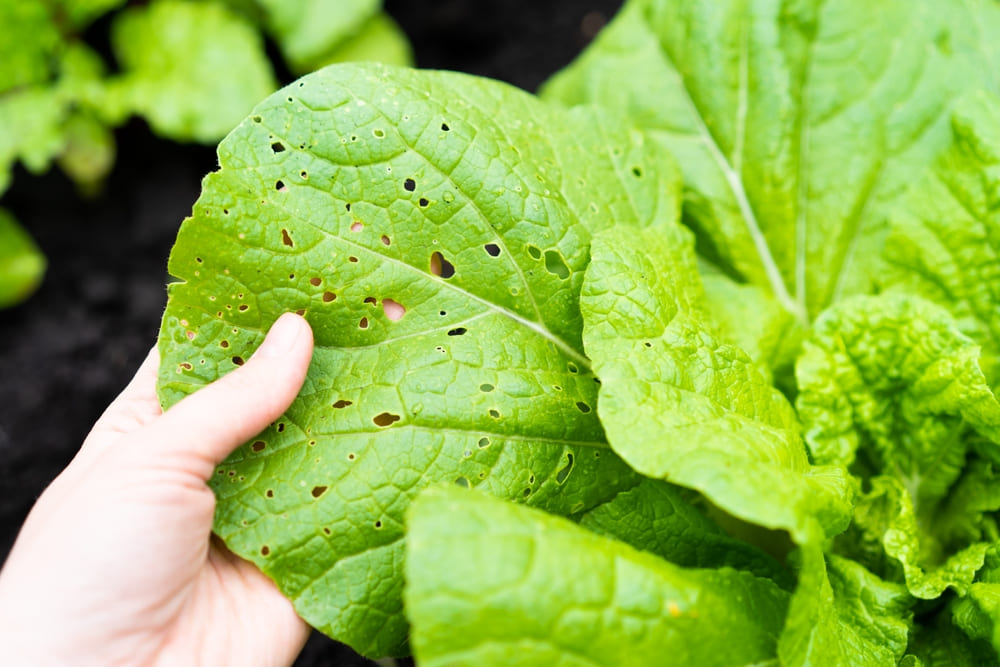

{"left": 157, "top": 0, "right": 1000, "bottom": 663}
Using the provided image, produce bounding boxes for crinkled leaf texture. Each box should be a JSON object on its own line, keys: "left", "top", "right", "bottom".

{"left": 580, "top": 224, "right": 852, "bottom": 545}
{"left": 543, "top": 0, "right": 1000, "bottom": 333}
{"left": 156, "top": 62, "right": 681, "bottom": 656}
{"left": 405, "top": 486, "right": 790, "bottom": 667}
{"left": 798, "top": 294, "right": 1000, "bottom": 598}
{"left": 884, "top": 92, "right": 1000, "bottom": 385}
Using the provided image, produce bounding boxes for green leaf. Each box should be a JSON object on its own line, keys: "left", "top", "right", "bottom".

{"left": 779, "top": 542, "right": 913, "bottom": 666}
{"left": 155, "top": 63, "right": 680, "bottom": 656}
{"left": 840, "top": 476, "right": 990, "bottom": 599}
{"left": 581, "top": 224, "right": 852, "bottom": 544}
{"left": 0, "top": 209, "right": 46, "bottom": 309}
{"left": 796, "top": 293, "right": 1000, "bottom": 511}
{"left": 883, "top": 92, "right": 1000, "bottom": 385}
{"left": 0, "top": 2, "right": 61, "bottom": 91}
{"left": 54, "top": 0, "right": 128, "bottom": 29}
{"left": 253, "top": 0, "right": 380, "bottom": 74}
{"left": 405, "top": 485, "right": 790, "bottom": 667}
{"left": 906, "top": 606, "right": 999, "bottom": 666}
{"left": 110, "top": 0, "right": 277, "bottom": 143}
{"left": 311, "top": 12, "right": 414, "bottom": 71}
{"left": 543, "top": 0, "right": 1000, "bottom": 325}
{"left": 578, "top": 477, "right": 794, "bottom": 588}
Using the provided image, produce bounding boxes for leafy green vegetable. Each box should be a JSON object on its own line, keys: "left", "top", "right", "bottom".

{"left": 542, "top": 0, "right": 1000, "bottom": 328}
{"left": 153, "top": 0, "right": 1000, "bottom": 659}
{"left": 108, "top": 0, "right": 277, "bottom": 143}
{"left": 406, "top": 485, "right": 790, "bottom": 667}
{"left": 157, "top": 62, "right": 681, "bottom": 656}
{"left": 0, "top": 209, "right": 46, "bottom": 309}
{"left": 581, "top": 223, "right": 852, "bottom": 544}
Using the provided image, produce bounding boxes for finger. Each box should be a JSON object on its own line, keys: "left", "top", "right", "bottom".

{"left": 142, "top": 313, "right": 314, "bottom": 479}
{"left": 86, "top": 346, "right": 164, "bottom": 444}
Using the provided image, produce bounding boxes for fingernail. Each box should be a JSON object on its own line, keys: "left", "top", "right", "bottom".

{"left": 256, "top": 313, "right": 303, "bottom": 358}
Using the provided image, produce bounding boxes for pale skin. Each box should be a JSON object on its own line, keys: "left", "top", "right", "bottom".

{"left": 0, "top": 313, "right": 314, "bottom": 666}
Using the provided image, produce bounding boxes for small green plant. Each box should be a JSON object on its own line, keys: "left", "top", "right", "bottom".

{"left": 158, "top": 0, "right": 1000, "bottom": 663}
{"left": 0, "top": 0, "right": 410, "bottom": 308}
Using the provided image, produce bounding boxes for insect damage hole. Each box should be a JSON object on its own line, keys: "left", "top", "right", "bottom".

{"left": 251, "top": 440, "right": 266, "bottom": 452}
{"left": 429, "top": 251, "right": 455, "bottom": 278}
{"left": 350, "top": 221, "right": 363, "bottom": 232}
{"left": 484, "top": 243, "right": 501, "bottom": 257}
{"left": 373, "top": 412, "right": 401, "bottom": 427}
{"left": 332, "top": 399, "right": 353, "bottom": 409}
{"left": 275, "top": 179, "right": 287, "bottom": 192}
{"left": 556, "top": 453, "right": 575, "bottom": 484}
{"left": 404, "top": 178, "right": 416, "bottom": 191}
{"left": 382, "top": 299, "right": 406, "bottom": 321}
{"left": 270, "top": 141, "right": 285, "bottom": 153}
{"left": 281, "top": 229, "right": 294, "bottom": 247}
{"left": 544, "top": 250, "right": 571, "bottom": 280}
{"left": 311, "top": 485, "right": 328, "bottom": 498}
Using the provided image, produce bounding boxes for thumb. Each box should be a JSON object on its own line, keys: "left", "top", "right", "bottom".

{"left": 145, "top": 313, "right": 314, "bottom": 479}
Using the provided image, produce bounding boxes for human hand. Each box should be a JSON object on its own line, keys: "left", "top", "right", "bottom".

{"left": 0, "top": 313, "right": 314, "bottom": 666}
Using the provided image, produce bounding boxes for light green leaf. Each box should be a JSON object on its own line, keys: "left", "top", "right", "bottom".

{"left": 0, "top": 209, "right": 46, "bottom": 309}
{"left": 405, "top": 485, "right": 790, "bottom": 667}
{"left": 0, "top": 2, "right": 61, "bottom": 91}
{"left": 581, "top": 224, "right": 852, "bottom": 544}
{"left": 578, "top": 477, "right": 794, "bottom": 588}
{"left": 110, "top": 0, "right": 277, "bottom": 143}
{"left": 253, "top": 0, "right": 379, "bottom": 74}
{"left": 934, "top": 460, "right": 1000, "bottom": 552}
{"left": 841, "top": 476, "right": 990, "bottom": 599}
{"left": 883, "top": 92, "right": 1000, "bottom": 385}
{"left": 543, "top": 0, "right": 1000, "bottom": 325}
{"left": 310, "top": 11, "right": 414, "bottom": 71}
{"left": 797, "top": 294, "right": 1000, "bottom": 512}
{"left": 779, "top": 543, "right": 913, "bottom": 667}
{"left": 155, "top": 63, "right": 679, "bottom": 656}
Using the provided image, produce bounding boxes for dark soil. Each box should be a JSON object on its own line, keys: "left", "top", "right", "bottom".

{"left": 0, "top": 1, "right": 623, "bottom": 664}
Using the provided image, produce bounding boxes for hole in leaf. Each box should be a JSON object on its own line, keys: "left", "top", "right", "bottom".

{"left": 311, "top": 485, "right": 328, "bottom": 498}
{"left": 232, "top": 356, "right": 245, "bottom": 366}
{"left": 439, "top": 310, "right": 447, "bottom": 316}
{"left": 296, "top": 308, "right": 306, "bottom": 316}
{"left": 323, "top": 527, "right": 331, "bottom": 535}
{"left": 281, "top": 229, "right": 294, "bottom": 247}
{"left": 251, "top": 440, "right": 266, "bottom": 452}
{"left": 488, "top": 408, "right": 501, "bottom": 419}
{"left": 523, "top": 488, "right": 531, "bottom": 497}
{"left": 544, "top": 250, "right": 570, "bottom": 280}
{"left": 346, "top": 203, "right": 351, "bottom": 211}
{"left": 277, "top": 422, "right": 285, "bottom": 432}
{"left": 373, "top": 128, "right": 385, "bottom": 138}
{"left": 322, "top": 291, "right": 337, "bottom": 302}
{"left": 238, "top": 304, "right": 249, "bottom": 312}
{"left": 527, "top": 244, "right": 541, "bottom": 260}
{"left": 364, "top": 296, "right": 377, "bottom": 305}
{"left": 381, "top": 234, "right": 391, "bottom": 246}
{"left": 383, "top": 299, "right": 406, "bottom": 321}
{"left": 404, "top": 178, "right": 416, "bottom": 192}
{"left": 220, "top": 340, "right": 229, "bottom": 348}
{"left": 347, "top": 453, "right": 356, "bottom": 460}
{"left": 351, "top": 222, "right": 363, "bottom": 233}
{"left": 310, "top": 277, "right": 322, "bottom": 286}
{"left": 447, "top": 327, "right": 467, "bottom": 336}
{"left": 478, "top": 437, "right": 491, "bottom": 448}
{"left": 300, "top": 170, "right": 308, "bottom": 179}
{"left": 374, "top": 520, "right": 383, "bottom": 528}
{"left": 455, "top": 476, "right": 470, "bottom": 488}
{"left": 252, "top": 115, "right": 262, "bottom": 123}
{"left": 275, "top": 180, "right": 286, "bottom": 192}
{"left": 332, "top": 399, "right": 353, "bottom": 409}
{"left": 567, "top": 362, "right": 579, "bottom": 374}
{"left": 359, "top": 317, "right": 369, "bottom": 329}
{"left": 556, "top": 454, "right": 575, "bottom": 484}
{"left": 178, "top": 362, "right": 193, "bottom": 371}
{"left": 261, "top": 545, "right": 271, "bottom": 556}
{"left": 484, "top": 243, "right": 501, "bottom": 257}
{"left": 479, "top": 383, "right": 495, "bottom": 392}
{"left": 632, "top": 166, "right": 643, "bottom": 178}
{"left": 349, "top": 256, "right": 359, "bottom": 263}
{"left": 430, "top": 251, "right": 455, "bottom": 278}
{"left": 266, "top": 489, "right": 274, "bottom": 498}
{"left": 643, "top": 341, "right": 652, "bottom": 348}
{"left": 441, "top": 122, "right": 450, "bottom": 131}
{"left": 373, "top": 412, "right": 401, "bottom": 427}
{"left": 418, "top": 198, "right": 429, "bottom": 207}
{"left": 271, "top": 142, "right": 285, "bottom": 153}
{"left": 576, "top": 401, "right": 591, "bottom": 414}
